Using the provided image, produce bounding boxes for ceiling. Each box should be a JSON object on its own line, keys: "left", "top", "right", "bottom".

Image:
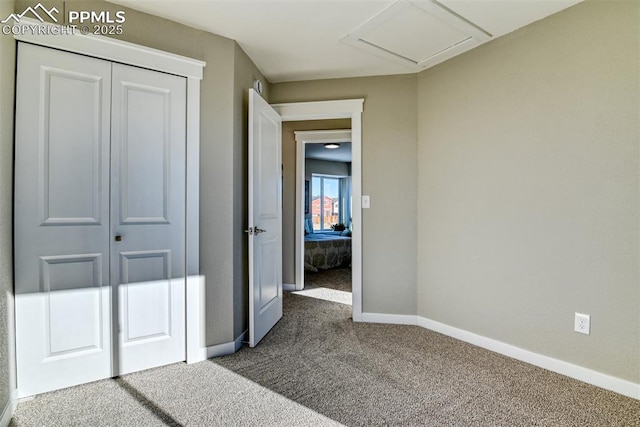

{"left": 306, "top": 142, "right": 352, "bottom": 163}
{"left": 108, "top": 0, "right": 581, "bottom": 83}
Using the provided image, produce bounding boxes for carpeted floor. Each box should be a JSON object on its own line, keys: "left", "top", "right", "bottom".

{"left": 10, "top": 268, "right": 640, "bottom": 426}
{"left": 304, "top": 268, "right": 352, "bottom": 292}
{"left": 291, "top": 268, "right": 353, "bottom": 305}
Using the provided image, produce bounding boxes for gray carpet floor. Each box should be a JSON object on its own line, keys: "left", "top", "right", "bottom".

{"left": 304, "top": 268, "right": 352, "bottom": 292}
{"left": 11, "top": 268, "right": 640, "bottom": 426}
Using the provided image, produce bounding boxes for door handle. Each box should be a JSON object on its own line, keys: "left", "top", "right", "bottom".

{"left": 114, "top": 235, "right": 122, "bottom": 242}
{"left": 244, "top": 227, "right": 266, "bottom": 236}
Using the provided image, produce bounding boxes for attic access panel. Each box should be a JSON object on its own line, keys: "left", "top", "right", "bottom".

{"left": 342, "top": 0, "right": 491, "bottom": 71}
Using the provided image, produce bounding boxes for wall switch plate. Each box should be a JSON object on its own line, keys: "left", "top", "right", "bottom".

{"left": 362, "top": 195, "right": 371, "bottom": 209}
{"left": 574, "top": 312, "right": 590, "bottom": 335}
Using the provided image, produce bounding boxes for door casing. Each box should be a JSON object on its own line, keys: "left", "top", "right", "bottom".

{"left": 271, "top": 100, "right": 364, "bottom": 321}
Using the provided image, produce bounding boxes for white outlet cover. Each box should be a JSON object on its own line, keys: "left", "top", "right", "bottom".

{"left": 362, "top": 195, "right": 371, "bottom": 209}
{"left": 574, "top": 312, "right": 590, "bottom": 335}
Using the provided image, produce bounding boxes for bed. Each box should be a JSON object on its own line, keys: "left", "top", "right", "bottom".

{"left": 304, "top": 231, "right": 352, "bottom": 272}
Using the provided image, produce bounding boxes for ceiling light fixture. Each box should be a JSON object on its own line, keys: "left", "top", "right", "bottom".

{"left": 324, "top": 143, "right": 340, "bottom": 149}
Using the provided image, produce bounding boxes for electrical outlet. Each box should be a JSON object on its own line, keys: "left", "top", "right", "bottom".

{"left": 574, "top": 312, "right": 590, "bottom": 335}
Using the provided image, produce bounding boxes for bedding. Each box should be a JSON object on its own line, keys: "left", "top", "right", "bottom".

{"left": 304, "top": 232, "right": 351, "bottom": 272}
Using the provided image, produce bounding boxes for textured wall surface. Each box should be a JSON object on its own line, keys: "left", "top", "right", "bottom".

{"left": 417, "top": 0, "right": 639, "bottom": 382}
{"left": 272, "top": 75, "right": 418, "bottom": 315}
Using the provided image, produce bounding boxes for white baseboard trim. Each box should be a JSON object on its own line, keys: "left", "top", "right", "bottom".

{"left": 204, "top": 340, "right": 235, "bottom": 359}
{"left": 206, "top": 330, "right": 248, "bottom": 359}
{"left": 359, "top": 311, "right": 639, "bottom": 400}
{"left": 0, "top": 390, "right": 17, "bottom": 427}
{"left": 360, "top": 312, "right": 417, "bottom": 325}
{"left": 185, "top": 275, "right": 247, "bottom": 363}
{"left": 283, "top": 283, "right": 296, "bottom": 292}
{"left": 234, "top": 329, "right": 248, "bottom": 352}
{"left": 415, "top": 316, "right": 640, "bottom": 400}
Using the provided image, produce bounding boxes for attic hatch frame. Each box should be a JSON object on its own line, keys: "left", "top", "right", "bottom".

{"left": 342, "top": 0, "right": 491, "bottom": 72}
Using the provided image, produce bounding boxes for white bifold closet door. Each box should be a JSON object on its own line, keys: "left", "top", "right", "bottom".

{"left": 110, "top": 61, "right": 186, "bottom": 376}
{"left": 14, "top": 43, "right": 186, "bottom": 397}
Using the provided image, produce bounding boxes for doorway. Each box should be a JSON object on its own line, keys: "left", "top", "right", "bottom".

{"left": 272, "top": 99, "right": 363, "bottom": 320}
{"left": 298, "top": 130, "right": 353, "bottom": 306}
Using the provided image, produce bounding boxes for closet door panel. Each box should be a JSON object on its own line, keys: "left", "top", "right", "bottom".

{"left": 14, "top": 43, "right": 112, "bottom": 397}
{"left": 110, "top": 63, "right": 186, "bottom": 375}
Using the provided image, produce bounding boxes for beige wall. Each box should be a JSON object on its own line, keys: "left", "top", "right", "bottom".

{"left": 281, "top": 119, "right": 350, "bottom": 284}
{"left": 0, "top": 0, "right": 16, "bottom": 414}
{"left": 417, "top": 0, "right": 639, "bottom": 383}
{"left": 272, "top": 76, "right": 418, "bottom": 314}
{"left": 14, "top": 0, "right": 269, "bottom": 346}
{"left": 305, "top": 159, "right": 350, "bottom": 180}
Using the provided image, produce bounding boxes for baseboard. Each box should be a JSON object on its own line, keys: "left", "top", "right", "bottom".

{"left": 206, "top": 330, "right": 248, "bottom": 359}
{"left": 360, "top": 311, "right": 639, "bottom": 400}
{"left": 360, "top": 312, "right": 417, "bottom": 325}
{"left": 234, "top": 330, "right": 248, "bottom": 352}
{"left": 416, "top": 316, "right": 640, "bottom": 400}
{"left": 185, "top": 274, "right": 247, "bottom": 363}
{"left": 0, "top": 390, "right": 17, "bottom": 427}
{"left": 283, "top": 283, "right": 296, "bottom": 292}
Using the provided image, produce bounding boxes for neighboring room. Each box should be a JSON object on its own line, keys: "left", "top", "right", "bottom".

{"left": 305, "top": 142, "right": 352, "bottom": 270}
{"left": 302, "top": 135, "right": 353, "bottom": 304}
{"left": 281, "top": 121, "right": 354, "bottom": 306}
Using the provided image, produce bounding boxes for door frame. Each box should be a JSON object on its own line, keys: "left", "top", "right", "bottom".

{"left": 13, "top": 19, "right": 206, "bottom": 367}
{"left": 292, "top": 129, "right": 352, "bottom": 292}
{"left": 272, "top": 100, "right": 364, "bottom": 321}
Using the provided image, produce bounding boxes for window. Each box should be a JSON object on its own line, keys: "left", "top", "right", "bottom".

{"left": 311, "top": 176, "right": 342, "bottom": 231}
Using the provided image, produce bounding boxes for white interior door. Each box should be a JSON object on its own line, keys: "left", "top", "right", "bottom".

{"left": 110, "top": 63, "right": 186, "bottom": 374}
{"left": 248, "top": 88, "right": 283, "bottom": 347}
{"left": 14, "top": 44, "right": 112, "bottom": 397}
